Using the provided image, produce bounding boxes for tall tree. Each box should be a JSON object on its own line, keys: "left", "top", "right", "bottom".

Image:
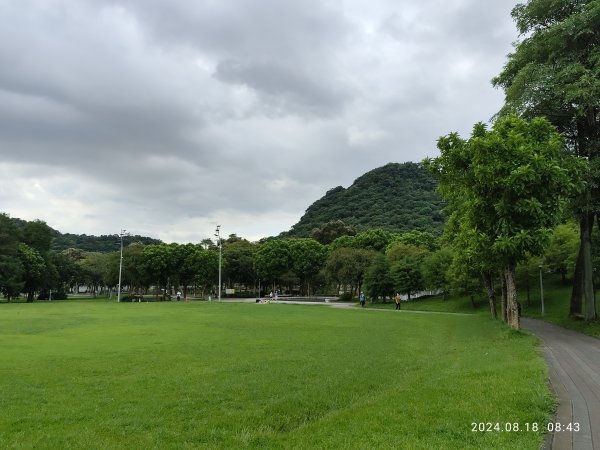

{"left": 426, "top": 115, "right": 583, "bottom": 329}
{"left": 363, "top": 253, "right": 394, "bottom": 302}
{"left": 0, "top": 214, "right": 24, "bottom": 301}
{"left": 253, "top": 239, "right": 291, "bottom": 288}
{"left": 223, "top": 240, "right": 258, "bottom": 288}
{"left": 22, "top": 220, "right": 53, "bottom": 255}
{"left": 288, "top": 238, "right": 326, "bottom": 296}
{"left": 324, "top": 247, "right": 376, "bottom": 298}
{"left": 493, "top": 0, "right": 600, "bottom": 320}
{"left": 421, "top": 247, "right": 454, "bottom": 299}
{"left": 18, "top": 243, "right": 46, "bottom": 302}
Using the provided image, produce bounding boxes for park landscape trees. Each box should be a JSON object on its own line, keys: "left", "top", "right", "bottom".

{"left": 493, "top": 0, "right": 600, "bottom": 321}
{"left": 426, "top": 115, "right": 584, "bottom": 328}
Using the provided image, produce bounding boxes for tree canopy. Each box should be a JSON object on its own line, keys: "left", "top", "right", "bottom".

{"left": 426, "top": 115, "right": 584, "bottom": 328}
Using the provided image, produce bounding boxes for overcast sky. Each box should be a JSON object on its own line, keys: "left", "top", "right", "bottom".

{"left": 0, "top": 0, "right": 519, "bottom": 243}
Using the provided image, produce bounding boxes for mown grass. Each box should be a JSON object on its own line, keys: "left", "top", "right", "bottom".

{"left": 366, "top": 295, "right": 485, "bottom": 315}
{"left": 1, "top": 300, "right": 552, "bottom": 449}
{"left": 365, "top": 274, "right": 600, "bottom": 338}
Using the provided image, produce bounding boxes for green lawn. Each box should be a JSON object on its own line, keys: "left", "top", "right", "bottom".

{"left": 365, "top": 275, "right": 600, "bottom": 338}
{"left": 1, "top": 300, "right": 552, "bottom": 449}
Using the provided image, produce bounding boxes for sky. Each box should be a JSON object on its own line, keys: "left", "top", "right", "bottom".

{"left": 0, "top": 0, "right": 520, "bottom": 243}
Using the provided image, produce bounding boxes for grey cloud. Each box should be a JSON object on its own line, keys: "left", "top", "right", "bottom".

{"left": 0, "top": 0, "right": 520, "bottom": 241}
{"left": 215, "top": 59, "right": 348, "bottom": 117}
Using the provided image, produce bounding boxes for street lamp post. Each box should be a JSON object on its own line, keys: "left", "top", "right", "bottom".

{"left": 539, "top": 264, "right": 545, "bottom": 316}
{"left": 215, "top": 225, "right": 222, "bottom": 301}
{"left": 117, "top": 229, "right": 130, "bottom": 303}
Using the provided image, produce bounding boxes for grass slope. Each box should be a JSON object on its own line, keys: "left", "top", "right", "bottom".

{"left": 366, "top": 275, "right": 600, "bottom": 339}
{"left": 518, "top": 277, "right": 600, "bottom": 338}
{"left": 1, "top": 300, "right": 551, "bottom": 449}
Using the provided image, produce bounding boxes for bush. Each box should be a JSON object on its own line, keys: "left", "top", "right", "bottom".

{"left": 338, "top": 292, "right": 354, "bottom": 302}
{"left": 37, "top": 291, "right": 68, "bottom": 300}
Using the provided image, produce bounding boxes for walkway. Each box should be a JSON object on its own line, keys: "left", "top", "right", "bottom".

{"left": 521, "top": 318, "right": 600, "bottom": 450}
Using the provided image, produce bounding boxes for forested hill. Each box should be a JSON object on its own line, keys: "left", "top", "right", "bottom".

{"left": 51, "top": 233, "right": 162, "bottom": 252}
{"left": 9, "top": 217, "right": 162, "bottom": 252}
{"left": 286, "top": 162, "right": 446, "bottom": 236}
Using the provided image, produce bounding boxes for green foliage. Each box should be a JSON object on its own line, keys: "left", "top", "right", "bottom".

{"left": 446, "top": 256, "right": 484, "bottom": 300}
{"left": 544, "top": 222, "right": 579, "bottom": 281}
{"left": 427, "top": 115, "right": 584, "bottom": 266}
{"left": 78, "top": 252, "right": 111, "bottom": 294}
{"left": 363, "top": 253, "right": 394, "bottom": 302}
{"left": 324, "top": 247, "right": 376, "bottom": 297}
{"left": 421, "top": 248, "right": 454, "bottom": 293}
{"left": 253, "top": 239, "right": 291, "bottom": 284}
{"left": 285, "top": 162, "right": 446, "bottom": 237}
{"left": 50, "top": 251, "right": 82, "bottom": 293}
{"left": 51, "top": 232, "right": 161, "bottom": 252}
{"left": 353, "top": 229, "right": 397, "bottom": 252}
{"left": 390, "top": 230, "right": 440, "bottom": 252}
{"left": 390, "top": 261, "right": 425, "bottom": 298}
{"left": 288, "top": 239, "right": 326, "bottom": 294}
{"left": 17, "top": 243, "right": 46, "bottom": 301}
{"left": 493, "top": 0, "right": 600, "bottom": 320}
{"left": 223, "top": 239, "right": 258, "bottom": 287}
{"left": 0, "top": 213, "right": 24, "bottom": 300}
{"left": 385, "top": 242, "right": 429, "bottom": 265}
{"left": 426, "top": 115, "right": 583, "bottom": 325}
{"left": 329, "top": 234, "right": 357, "bottom": 250}
{"left": 310, "top": 220, "right": 356, "bottom": 244}
{"left": 21, "top": 220, "right": 53, "bottom": 255}
{"left": 141, "top": 244, "right": 173, "bottom": 289}
{"left": 493, "top": 0, "right": 600, "bottom": 157}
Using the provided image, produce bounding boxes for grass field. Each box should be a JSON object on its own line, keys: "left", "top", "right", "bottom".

{"left": 367, "top": 275, "right": 600, "bottom": 338}
{"left": 1, "top": 300, "right": 552, "bottom": 449}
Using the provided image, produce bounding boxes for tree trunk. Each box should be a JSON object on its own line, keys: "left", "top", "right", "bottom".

{"left": 500, "top": 271, "right": 508, "bottom": 323}
{"left": 570, "top": 241, "right": 584, "bottom": 317}
{"left": 581, "top": 214, "right": 597, "bottom": 321}
{"left": 525, "top": 267, "right": 530, "bottom": 306}
{"left": 482, "top": 271, "right": 497, "bottom": 319}
{"left": 504, "top": 264, "right": 520, "bottom": 329}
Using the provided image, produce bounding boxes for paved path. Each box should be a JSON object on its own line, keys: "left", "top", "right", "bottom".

{"left": 521, "top": 318, "right": 600, "bottom": 450}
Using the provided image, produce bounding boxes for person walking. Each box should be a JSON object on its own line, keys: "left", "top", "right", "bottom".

{"left": 359, "top": 292, "right": 366, "bottom": 308}
{"left": 395, "top": 293, "right": 401, "bottom": 310}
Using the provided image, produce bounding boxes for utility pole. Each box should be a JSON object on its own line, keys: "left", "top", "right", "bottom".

{"left": 117, "top": 229, "right": 130, "bottom": 302}
{"left": 215, "top": 225, "right": 222, "bottom": 301}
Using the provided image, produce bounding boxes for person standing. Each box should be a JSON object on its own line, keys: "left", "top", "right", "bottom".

{"left": 176, "top": 291, "right": 181, "bottom": 301}
{"left": 359, "top": 292, "right": 366, "bottom": 308}
{"left": 395, "top": 293, "right": 401, "bottom": 310}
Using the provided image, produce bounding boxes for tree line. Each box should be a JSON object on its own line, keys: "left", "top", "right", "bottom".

{"left": 1, "top": 212, "right": 585, "bottom": 314}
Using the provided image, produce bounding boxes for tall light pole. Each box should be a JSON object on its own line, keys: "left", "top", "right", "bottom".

{"left": 539, "top": 263, "right": 545, "bottom": 316}
{"left": 117, "top": 229, "right": 130, "bottom": 303}
{"left": 215, "top": 225, "right": 222, "bottom": 301}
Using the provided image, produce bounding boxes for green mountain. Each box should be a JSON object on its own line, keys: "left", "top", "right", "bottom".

{"left": 286, "top": 162, "right": 446, "bottom": 237}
